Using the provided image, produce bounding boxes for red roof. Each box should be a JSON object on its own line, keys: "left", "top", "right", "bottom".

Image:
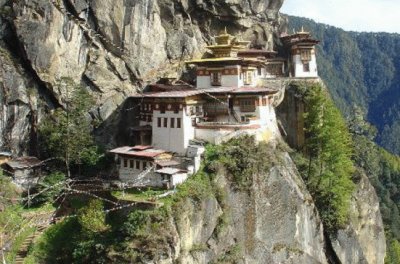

{"left": 5, "top": 156, "right": 42, "bottom": 170}
{"left": 149, "top": 83, "right": 194, "bottom": 92}
{"left": 109, "top": 146, "right": 168, "bottom": 159}
{"left": 203, "top": 86, "right": 278, "bottom": 95}
{"left": 130, "top": 150, "right": 166, "bottom": 158}
{"left": 130, "top": 89, "right": 202, "bottom": 98}
{"left": 238, "top": 49, "right": 277, "bottom": 55}
{"left": 130, "top": 85, "right": 278, "bottom": 99}
{"left": 132, "top": 145, "right": 152, "bottom": 151}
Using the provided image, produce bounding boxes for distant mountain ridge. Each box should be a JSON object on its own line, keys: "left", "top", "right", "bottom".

{"left": 286, "top": 15, "right": 400, "bottom": 155}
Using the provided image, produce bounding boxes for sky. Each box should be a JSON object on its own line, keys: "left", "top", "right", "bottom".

{"left": 281, "top": 0, "right": 400, "bottom": 33}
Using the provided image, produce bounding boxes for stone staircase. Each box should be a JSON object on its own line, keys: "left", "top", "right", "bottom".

{"left": 14, "top": 223, "right": 48, "bottom": 264}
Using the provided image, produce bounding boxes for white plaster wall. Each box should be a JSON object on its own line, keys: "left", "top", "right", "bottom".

{"left": 221, "top": 75, "right": 239, "bottom": 87}
{"left": 293, "top": 54, "right": 318, "bottom": 78}
{"left": 183, "top": 112, "right": 195, "bottom": 152}
{"left": 197, "top": 76, "right": 210, "bottom": 88}
{"left": 119, "top": 167, "right": 163, "bottom": 187}
{"left": 139, "top": 120, "right": 152, "bottom": 126}
{"left": 257, "top": 105, "right": 269, "bottom": 125}
{"left": 152, "top": 110, "right": 195, "bottom": 154}
{"left": 172, "top": 173, "right": 188, "bottom": 186}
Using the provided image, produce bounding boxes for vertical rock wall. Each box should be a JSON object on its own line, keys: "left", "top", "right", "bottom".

{"left": 0, "top": 0, "right": 286, "bottom": 153}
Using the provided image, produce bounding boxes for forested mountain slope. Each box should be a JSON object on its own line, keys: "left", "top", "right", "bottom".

{"left": 287, "top": 16, "right": 400, "bottom": 155}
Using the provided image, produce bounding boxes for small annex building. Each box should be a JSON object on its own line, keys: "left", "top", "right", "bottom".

{"left": 0, "top": 151, "right": 12, "bottom": 165}
{"left": 2, "top": 156, "right": 43, "bottom": 189}
{"left": 109, "top": 145, "right": 191, "bottom": 189}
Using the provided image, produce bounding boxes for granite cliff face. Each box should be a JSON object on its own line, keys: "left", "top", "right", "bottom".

{"left": 0, "top": 0, "right": 285, "bottom": 154}
{"left": 169, "top": 153, "right": 328, "bottom": 264}
{"left": 0, "top": 1, "right": 386, "bottom": 263}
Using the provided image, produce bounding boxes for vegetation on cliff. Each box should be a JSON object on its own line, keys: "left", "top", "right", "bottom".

{"left": 24, "top": 136, "right": 279, "bottom": 263}
{"left": 290, "top": 82, "right": 355, "bottom": 232}
{"left": 38, "top": 78, "right": 104, "bottom": 178}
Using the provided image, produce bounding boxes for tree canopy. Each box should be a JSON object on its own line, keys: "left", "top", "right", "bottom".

{"left": 292, "top": 82, "right": 355, "bottom": 232}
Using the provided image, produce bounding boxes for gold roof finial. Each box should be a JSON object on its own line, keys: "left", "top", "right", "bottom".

{"left": 224, "top": 26, "right": 228, "bottom": 35}
{"left": 301, "top": 26, "right": 305, "bottom": 32}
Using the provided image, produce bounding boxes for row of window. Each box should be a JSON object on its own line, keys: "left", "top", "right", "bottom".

{"left": 210, "top": 69, "right": 262, "bottom": 86}
{"left": 157, "top": 117, "right": 182, "bottom": 128}
{"left": 122, "top": 159, "right": 150, "bottom": 170}
{"left": 140, "top": 115, "right": 152, "bottom": 122}
{"left": 159, "top": 105, "right": 180, "bottom": 114}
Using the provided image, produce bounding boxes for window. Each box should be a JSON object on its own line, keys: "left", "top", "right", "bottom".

{"left": 303, "top": 62, "right": 310, "bottom": 72}
{"left": 257, "top": 67, "right": 262, "bottom": 76}
{"left": 147, "top": 115, "right": 152, "bottom": 122}
{"left": 123, "top": 159, "right": 128, "bottom": 168}
{"left": 173, "top": 105, "right": 179, "bottom": 114}
{"left": 136, "top": 160, "right": 140, "bottom": 170}
{"left": 177, "top": 118, "right": 181, "bottom": 128}
{"left": 211, "top": 72, "right": 221, "bottom": 86}
{"left": 244, "top": 71, "right": 253, "bottom": 85}
{"left": 300, "top": 50, "right": 311, "bottom": 61}
{"left": 164, "top": 118, "right": 168, "bottom": 128}
{"left": 157, "top": 117, "right": 161, "bottom": 127}
{"left": 240, "top": 99, "right": 256, "bottom": 112}
{"left": 143, "top": 161, "right": 147, "bottom": 169}
{"left": 129, "top": 160, "right": 134, "bottom": 168}
{"left": 160, "top": 104, "right": 166, "bottom": 114}
{"left": 170, "top": 118, "right": 175, "bottom": 128}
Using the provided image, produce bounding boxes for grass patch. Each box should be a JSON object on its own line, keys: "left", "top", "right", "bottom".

{"left": 211, "top": 244, "right": 242, "bottom": 264}
{"left": 112, "top": 188, "right": 166, "bottom": 202}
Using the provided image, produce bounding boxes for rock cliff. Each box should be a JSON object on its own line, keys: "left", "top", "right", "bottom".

{"left": 0, "top": 0, "right": 285, "bottom": 154}
{"left": 169, "top": 152, "right": 328, "bottom": 264}
{"left": 330, "top": 171, "right": 386, "bottom": 264}
{"left": 0, "top": 0, "right": 386, "bottom": 263}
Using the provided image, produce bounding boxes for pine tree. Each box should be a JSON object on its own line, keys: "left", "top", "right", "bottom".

{"left": 300, "top": 83, "right": 355, "bottom": 231}
{"left": 39, "top": 78, "right": 102, "bottom": 178}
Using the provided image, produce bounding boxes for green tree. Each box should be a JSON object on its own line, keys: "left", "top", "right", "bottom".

{"left": 386, "top": 239, "right": 400, "bottom": 264}
{"left": 77, "top": 199, "right": 109, "bottom": 233}
{"left": 295, "top": 82, "right": 355, "bottom": 232}
{"left": 32, "top": 172, "right": 66, "bottom": 205}
{"left": 39, "top": 78, "right": 102, "bottom": 177}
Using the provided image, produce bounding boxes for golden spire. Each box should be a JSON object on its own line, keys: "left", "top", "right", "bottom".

{"left": 224, "top": 26, "right": 228, "bottom": 35}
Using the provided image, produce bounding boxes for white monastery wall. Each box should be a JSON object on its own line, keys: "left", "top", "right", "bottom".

{"left": 196, "top": 76, "right": 210, "bottom": 88}
{"left": 293, "top": 54, "right": 318, "bottom": 78}
{"left": 171, "top": 173, "right": 188, "bottom": 186}
{"left": 221, "top": 75, "right": 239, "bottom": 87}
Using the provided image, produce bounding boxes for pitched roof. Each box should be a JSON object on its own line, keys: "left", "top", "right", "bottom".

{"left": 155, "top": 160, "right": 181, "bottom": 167}
{"left": 5, "top": 157, "right": 42, "bottom": 170}
{"left": 130, "top": 89, "right": 203, "bottom": 98}
{"left": 109, "top": 146, "right": 168, "bottom": 159}
{"left": 130, "top": 86, "right": 278, "bottom": 99}
{"left": 155, "top": 167, "right": 185, "bottom": 175}
{"left": 0, "top": 152, "right": 12, "bottom": 157}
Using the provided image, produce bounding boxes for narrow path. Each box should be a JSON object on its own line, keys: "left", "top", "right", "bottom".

{"left": 14, "top": 213, "right": 52, "bottom": 264}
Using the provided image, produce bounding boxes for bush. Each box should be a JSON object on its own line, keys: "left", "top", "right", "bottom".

{"left": 32, "top": 172, "right": 66, "bottom": 206}
{"left": 204, "top": 135, "right": 274, "bottom": 191}
{"left": 78, "top": 199, "right": 109, "bottom": 233}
